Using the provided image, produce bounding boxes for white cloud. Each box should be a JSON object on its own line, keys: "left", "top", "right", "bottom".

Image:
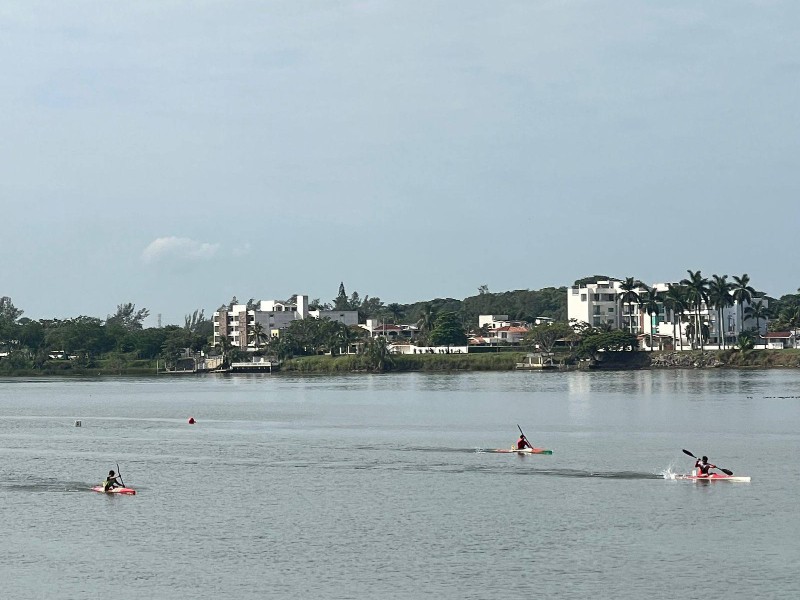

{"left": 141, "top": 236, "right": 220, "bottom": 264}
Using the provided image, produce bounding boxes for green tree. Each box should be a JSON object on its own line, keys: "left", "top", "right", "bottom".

{"left": 416, "top": 303, "right": 438, "bottom": 341}
{"left": 250, "top": 322, "right": 269, "bottom": 349}
{"left": 386, "top": 303, "right": 404, "bottom": 324}
{"left": 524, "top": 322, "right": 573, "bottom": 354}
{"left": 333, "top": 283, "right": 349, "bottom": 310}
{"left": 736, "top": 330, "right": 755, "bottom": 351}
{"left": 680, "top": 270, "right": 710, "bottom": 350}
{"left": 363, "top": 336, "right": 393, "bottom": 372}
{"left": 744, "top": 298, "right": 768, "bottom": 344}
{"left": 708, "top": 274, "right": 734, "bottom": 348}
{"left": 578, "top": 330, "right": 638, "bottom": 361}
{"left": 639, "top": 286, "right": 661, "bottom": 349}
{"left": 731, "top": 274, "right": 757, "bottom": 338}
{"left": 663, "top": 285, "right": 689, "bottom": 351}
{"left": 0, "top": 296, "right": 24, "bottom": 322}
{"left": 428, "top": 312, "right": 468, "bottom": 347}
{"left": 617, "top": 277, "right": 641, "bottom": 334}
{"left": 18, "top": 320, "right": 45, "bottom": 353}
{"left": 0, "top": 296, "right": 23, "bottom": 350}
{"left": 106, "top": 303, "right": 150, "bottom": 331}
{"left": 184, "top": 309, "right": 207, "bottom": 332}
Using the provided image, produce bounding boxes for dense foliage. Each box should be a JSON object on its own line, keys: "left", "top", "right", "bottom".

{"left": 0, "top": 297, "right": 212, "bottom": 373}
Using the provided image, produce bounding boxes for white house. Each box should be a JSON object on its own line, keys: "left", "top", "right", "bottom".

{"left": 213, "top": 294, "right": 359, "bottom": 349}
{"left": 360, "top": 319, "right": 420, "bottom": 341}
{"left": 763, "top": 331, "right": 797, "bottom": 349}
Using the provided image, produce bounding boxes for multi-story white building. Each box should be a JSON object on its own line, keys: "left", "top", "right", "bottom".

{"left": 568, "top": 280, "right": 768, "bottom": 349}
{"left": 568, "top": 280, "right": 643, "bottom": 331}
{"left": 213, "top": 294, "right": 359, "bottom": 350}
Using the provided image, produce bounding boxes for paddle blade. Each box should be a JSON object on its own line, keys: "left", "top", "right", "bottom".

{"left": 682, "top": 449, "right": 696, "bottom": 458}
{"left": 719, "top": 468, "right": 734, "bottom": 476}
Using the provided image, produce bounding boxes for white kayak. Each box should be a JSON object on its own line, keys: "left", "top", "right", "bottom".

{"left": 492, "top": 447, "right": 553, "bottom": 455}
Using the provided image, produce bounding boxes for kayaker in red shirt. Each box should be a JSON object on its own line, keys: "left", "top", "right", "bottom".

{"left": 694, "top": 456, "right": 717, "bottom": 477}
{"left": 516, "top": 434, "right": 533, "bottom": 450}
{"left": 103, "top": 470, "right": 122, "bottom": 491}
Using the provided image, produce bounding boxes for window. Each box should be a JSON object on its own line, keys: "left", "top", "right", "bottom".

{"left": 581, "top": 294, "right": 587, "bottom": 301}
{"left": 608, "top": 307, "right": 614, "bottom": 313}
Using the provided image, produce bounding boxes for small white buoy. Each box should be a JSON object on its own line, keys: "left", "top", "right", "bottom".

{"left": 75, "top": 420, "right": 82, "bottom": 427}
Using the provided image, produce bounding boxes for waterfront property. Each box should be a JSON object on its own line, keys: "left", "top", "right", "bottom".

{"left": 213, "top": 294, "right": 359, "bottom": 350}
{"left": 568, "top": 280, "right": 768, "bottom": 349}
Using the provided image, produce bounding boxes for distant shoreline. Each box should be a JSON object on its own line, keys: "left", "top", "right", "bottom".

{"left": 1, "top": 349, "right": 799, "bottom": 377}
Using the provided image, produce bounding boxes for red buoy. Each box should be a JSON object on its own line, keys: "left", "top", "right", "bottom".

{"left": 188, "top": 417, "right": 196, "bottom": 424}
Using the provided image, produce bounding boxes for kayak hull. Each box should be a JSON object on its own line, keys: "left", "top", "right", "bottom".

{"left": 669, "top": 474, "right": 751, "bottom": 483}
{"left": 493, "top": 447, "right": 553, "bottom": 455}
{"left": 92, "top": 486, "right": 137, "bottom": 495}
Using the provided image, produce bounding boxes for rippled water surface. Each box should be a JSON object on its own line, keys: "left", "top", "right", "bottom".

{"left": 1, "top": 370, "right": 799, "bottom": 599}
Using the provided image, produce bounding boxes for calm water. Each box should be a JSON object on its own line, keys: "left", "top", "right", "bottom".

{"left": 1, "top": 370, "right": 799, "bottom": 599}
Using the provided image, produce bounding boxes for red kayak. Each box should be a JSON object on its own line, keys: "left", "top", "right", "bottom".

{"left": 668, "top": 473, "right": 750, "bottom": 483}
{"left": 91, "top": 486, "right": 137, "bottom": 495}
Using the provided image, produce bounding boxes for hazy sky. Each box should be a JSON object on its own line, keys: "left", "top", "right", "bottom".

{"left": 2, "top": 1, "right": 798, "bottom": 326}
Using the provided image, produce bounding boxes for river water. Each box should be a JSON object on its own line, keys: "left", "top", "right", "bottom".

{"left": 1, "top": 370, "right": 798, "bottom": 599}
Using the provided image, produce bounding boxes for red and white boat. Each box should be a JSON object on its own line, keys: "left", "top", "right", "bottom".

{"left": 492, "top": 447, "right": 553, "bottom": 455}
{"left": 668, "top": 471, "right": 750, "bottom": 483}
{"left": 91, "top": 486, "right": 137, "bottom": 495}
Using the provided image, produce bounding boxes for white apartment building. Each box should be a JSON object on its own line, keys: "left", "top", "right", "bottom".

{"left": 568, "top": 280, "right": 768, "bottom": 349}
{"left": 568, "top": 281, "right": 642, "bottom": 331}
{"left": 213, "top": 294, "right": 359, "bottom": 350}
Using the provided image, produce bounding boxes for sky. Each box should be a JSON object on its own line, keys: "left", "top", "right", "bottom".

{"left": 2, "top": 1, "right": 799, "bottom": 327}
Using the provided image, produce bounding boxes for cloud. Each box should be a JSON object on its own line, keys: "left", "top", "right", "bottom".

{"left": 232, "top": 243, "right": 252, "bottom": 257}
{"left": 141, "top": 237, "right": 220, "bottom": 264}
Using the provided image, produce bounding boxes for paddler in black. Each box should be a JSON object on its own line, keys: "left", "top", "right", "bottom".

{"left": 516, "top": 434, "right": 533, "bottom": 450}
{"left": 103, "top": 470, "right": 122, "bottom": 491}
{"left": 694, "top": 456, "right": 717, "bottom": 477}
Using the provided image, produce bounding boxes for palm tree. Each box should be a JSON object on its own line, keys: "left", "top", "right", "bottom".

{"left": 386, "top": 303, "right": 404, "bottom": 324}
{"left": 617, "top": 277, "right": 641, "bottom": 334}
{"left": 708, "top": 274, "right": 734, "bottom": 349}
{"left": 744, "top": 298, "right": 769, "bottom": 346}
{"left": 249, "top": 322, "right": 268, "bottom": 349}
{"left": 680, "top": 270, "right": 709, "bottom": 350}
{"left": 731, "top": 274, "right": 756, "bottom": 338}
{"left": 363, "top": 336, "right": 393, "bottom": 372}
{"left": 639, "top": 286, "right": 660, "bottom": 350}
{"left": 417, "top": 303, "right": 437, "bottom": 341}
{"left": 663, "top": 284, "right": 688, "bottom": 351}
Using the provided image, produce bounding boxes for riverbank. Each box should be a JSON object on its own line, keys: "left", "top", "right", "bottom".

{"left": 2, "top": 349, "right": 800, "bottom": 376}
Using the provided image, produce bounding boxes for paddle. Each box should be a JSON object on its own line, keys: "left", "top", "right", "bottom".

{"left": 681, "top": 449, "right": 734, "bottom": 476}
{"left": 517, "top": 424, "right": 533, "bottom": 450}
{"left": 116, "top": 462, "right": 125, "bottom": 488}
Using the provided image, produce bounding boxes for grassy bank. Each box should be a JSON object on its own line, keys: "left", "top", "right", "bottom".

{"left": 3, "top": 349, "right": 799, "bottom": 377}
{"left": 281, "top": 352, "right": 527, "bottom": 373}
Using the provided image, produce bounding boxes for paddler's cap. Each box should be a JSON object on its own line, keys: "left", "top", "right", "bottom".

{"left": 701, "top": 456, "right": 708, "bottom": 462}
{"left": 109, "top": 470, "right": 115, "bottom": 476}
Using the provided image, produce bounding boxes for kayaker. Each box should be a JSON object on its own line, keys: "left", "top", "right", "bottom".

{"left": 694, "top": 456, "right": 717, "bottom": 477}
{"left": 103, "top": 470, "right": 122, "bottom": 491}
{"left": 516, "top": 434, "right": 533, "bottom": 450}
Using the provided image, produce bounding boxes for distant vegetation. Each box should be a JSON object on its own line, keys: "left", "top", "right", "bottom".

{"left": 1, "top": 274, "right": 799, "bottom": 375}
